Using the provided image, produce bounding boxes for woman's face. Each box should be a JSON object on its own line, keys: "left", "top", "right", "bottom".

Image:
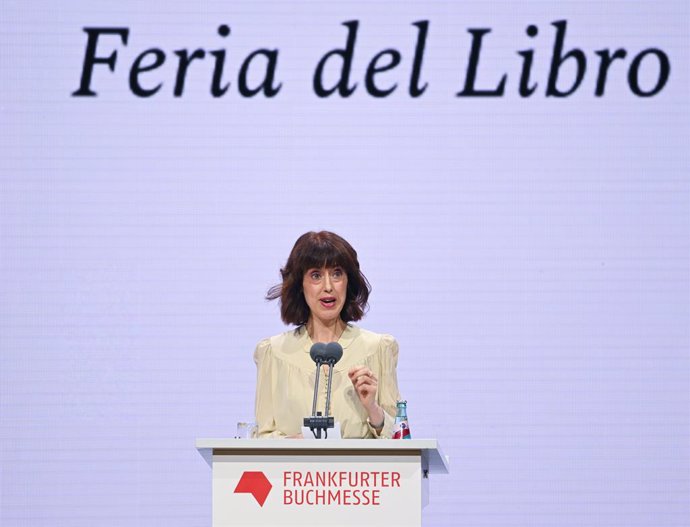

{"left": 302, "top": 266, "right": 348, "bottom": 324}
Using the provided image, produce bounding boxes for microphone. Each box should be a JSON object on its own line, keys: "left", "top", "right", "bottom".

{"left": 309, "top": 342, "right": 327, "bottom": 363}
{"left": 309, "top": 343, "right": 326, "bottom": 421}
{"left": 321, "top": 342, "right": 342, "bottom": 425}
{"left": 322, "top": 342, "right": 343, "bottom": 366}
{"left": 304, "top": 342, "right": 343, "bottom": 439}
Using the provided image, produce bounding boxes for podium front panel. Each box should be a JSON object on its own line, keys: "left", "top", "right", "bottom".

{"left": 212, "top": 453, "right": 422, "bottom": 527}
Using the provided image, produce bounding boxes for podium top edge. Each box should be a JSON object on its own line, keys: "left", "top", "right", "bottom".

{"left": 195, "top": 438, "right": 440, "bottom": 450}
{"left": 195, "top": 438, "right": 449, "bottom": 474}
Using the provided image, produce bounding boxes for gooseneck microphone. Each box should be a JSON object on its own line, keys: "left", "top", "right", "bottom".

{"left": 309, "top": 343, "right": 327, "bottom": 419}
{"left": 322, "top": 342, "right": 343, "bottom": 422}
{"left": 304, "top": 342, "right": 343, "bottom": 439}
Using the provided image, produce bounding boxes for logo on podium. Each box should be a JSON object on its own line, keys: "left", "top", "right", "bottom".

{"left": 234, "top": 471, "right": 273, "bottom": 506}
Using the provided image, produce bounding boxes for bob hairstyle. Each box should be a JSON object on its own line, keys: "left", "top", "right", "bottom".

{"left": 266, "top": 231, "right": 371, "bottom": 326}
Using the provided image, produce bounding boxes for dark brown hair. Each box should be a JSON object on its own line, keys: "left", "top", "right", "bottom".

{"left": 266, "top": 231, "right": 371, "bottom": 325}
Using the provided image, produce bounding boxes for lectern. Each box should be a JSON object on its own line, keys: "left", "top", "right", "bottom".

{"left": 196, "top": 438, "right": 449, "bottom": 527}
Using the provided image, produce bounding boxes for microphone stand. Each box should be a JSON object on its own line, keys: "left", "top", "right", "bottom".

{"left": 324, "top": 361, "right": 335, "bottom": 421}
{"left": 304, "top": 343, "right": 339, "bottom": 439}
{"left": 304, "top": 360, "right": 335, "bottom": 439}
{"left": 310, "top": 359, "right": 322, "bottom": 420}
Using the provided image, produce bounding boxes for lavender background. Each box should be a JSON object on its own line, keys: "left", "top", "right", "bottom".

{"left": 1, "top": 1, "right": 688, "bottom": 526}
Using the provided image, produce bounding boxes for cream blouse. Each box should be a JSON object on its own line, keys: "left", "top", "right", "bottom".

{"left": 253, "top": 325, "right": 401, "bottom": 439}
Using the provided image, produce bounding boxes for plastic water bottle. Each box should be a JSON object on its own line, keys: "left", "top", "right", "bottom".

{"left": 392, "top": 400, "right": 411, "bottom": 439}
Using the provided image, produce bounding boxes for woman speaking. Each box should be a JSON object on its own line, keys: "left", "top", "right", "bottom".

{"left": 254, "top": 231, "right": 402, "bottom": 438}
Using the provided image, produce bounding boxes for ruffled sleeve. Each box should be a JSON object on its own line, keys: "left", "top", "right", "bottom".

{"left": 253, "top": 338, "right": 287, "bottom": 438}
{"left": 366, "top": 334, "right": 401, "bottom": 439}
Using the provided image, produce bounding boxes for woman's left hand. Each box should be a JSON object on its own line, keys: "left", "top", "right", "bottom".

{"left": 348, "top": 366, "right": 384, "bottom": 426}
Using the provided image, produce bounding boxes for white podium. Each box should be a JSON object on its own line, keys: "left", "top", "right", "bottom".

{"left": 196, "top": 438, "right": 449, "bottom": 527}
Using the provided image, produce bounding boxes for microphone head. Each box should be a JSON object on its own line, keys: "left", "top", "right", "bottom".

{"left": 323, "top": 342, "right": 343, "bottom": 365}
{"left": 309, "top": 342, "right": 327, "bottom": 363}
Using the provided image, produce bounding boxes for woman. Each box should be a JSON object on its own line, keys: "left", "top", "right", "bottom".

{"left": 254, "top": 231, "right": 402, "bottom": 438}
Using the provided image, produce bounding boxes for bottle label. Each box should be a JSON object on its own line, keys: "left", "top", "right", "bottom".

{"left": 392, "top": 419, "right": 411, "bottom": 439}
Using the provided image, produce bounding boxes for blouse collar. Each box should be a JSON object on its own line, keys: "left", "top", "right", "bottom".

{"left": 298, "top": 324, "right": 357, "bottom": 352}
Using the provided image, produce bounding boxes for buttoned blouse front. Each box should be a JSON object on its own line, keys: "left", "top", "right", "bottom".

{"left": 254, "top": 325, "right": 401, "bottom": 439}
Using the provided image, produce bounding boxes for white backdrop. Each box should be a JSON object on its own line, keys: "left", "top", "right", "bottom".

{"left": 1, "top": 1, "right": 688, "bottom": 526}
